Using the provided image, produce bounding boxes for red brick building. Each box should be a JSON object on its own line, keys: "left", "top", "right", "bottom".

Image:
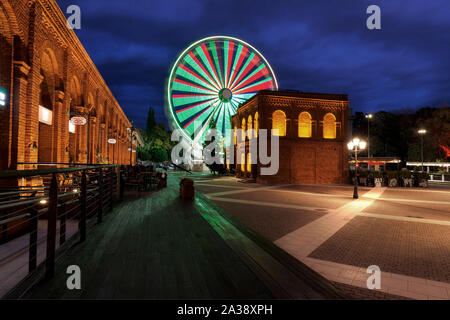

{"left": 230, "top": 90, "right": 350, "bottom": 184}
{"left": 0, "top": 0, "right": 139, "bottom": 174}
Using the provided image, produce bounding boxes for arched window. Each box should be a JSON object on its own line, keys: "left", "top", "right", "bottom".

{"left": 298, "top": 112, "right": 312, "bottom": 138}
{"left": 234, "top": 126, "right": 237, "bottom": 145}
{"left": 241, "top": 118, "right": 246, "bottom": 141}
{"left": 323, "top": 113, "right": 336, "bottom": 139}
{"left": 254, "top": 112, "right": 259, "bottom": 138}
{"left": 247, "top": 153, "right": 251, "bottom": 172}
{"left": 247, "top": 115, "right": 253, "bottom": 139}
{"left": 241, "top": 153, "right": 245, "bottom": 172}
{"left": 272, "top": 110, "right": 286, "bottom": 136}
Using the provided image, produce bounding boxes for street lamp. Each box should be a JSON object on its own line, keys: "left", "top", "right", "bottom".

{"left": 418, "top": 129, "right": 427, "bottom": 172}
{"left": 348, "top": 137, "right": 367, "bottom": 199}
{"left": 365, "top": 113, "right": 373, "bottom": 158}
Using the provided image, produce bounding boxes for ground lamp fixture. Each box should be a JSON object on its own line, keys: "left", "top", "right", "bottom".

{"left": 418, "top": 129, "right": 427, "bottom": 172}
{"left": 348, "top": 138, "right": 366, "bottom": 199}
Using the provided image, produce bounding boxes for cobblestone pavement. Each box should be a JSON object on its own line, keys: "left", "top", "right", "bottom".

{"left": 177, "top": 172, "right": 450, "bottom": 300}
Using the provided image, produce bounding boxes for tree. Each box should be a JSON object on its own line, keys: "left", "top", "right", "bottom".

{"left": 150, "top": 147, "right": 168, "bottom": 162}
{"left": 146, "top": 106, "right": 157, "bottom": 138}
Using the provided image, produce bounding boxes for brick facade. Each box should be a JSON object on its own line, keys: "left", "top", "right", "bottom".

{"left": 230, "top": 90, "right": 350, "bottom": 184}
{"left": 0, "top": 0, "right": 138, "bottom": 173}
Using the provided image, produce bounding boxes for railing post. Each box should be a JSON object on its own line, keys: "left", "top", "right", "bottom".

{"left": 29, "top": 207, "right": 38, "bottom": 273}
{"left": 109, "top": 167, "right": 113, "bottom": 212}
{"left": 98, "top": 169, "right": 103, "bottom": 223}
{"left": 120, "top": 170, "right": 124, "bottom": 202}
{"left": 45, "top": 173, "right": 58, "bottom": 279}
{"left": 80, "top": 170, "right": 87, "bottom": 242}
{"left": 59, "top": 201, "right": 66, "bottom": 246}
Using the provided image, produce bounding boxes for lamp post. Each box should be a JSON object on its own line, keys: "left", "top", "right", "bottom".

{"left": 365, "top": 113, "right": 373, "bottom": 158}
{"left": 418, "top": 129, "right": 427, "bottom": 172}
{"left": 348, "top": 138, "right": 367, "bottom": 199}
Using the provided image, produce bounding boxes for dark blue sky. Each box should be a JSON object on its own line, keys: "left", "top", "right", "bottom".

{"left": 56, "top": 0, "right": 450, "bottom": 129}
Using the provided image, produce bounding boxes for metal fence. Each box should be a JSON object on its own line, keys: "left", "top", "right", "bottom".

{"left": 0, "top": 165, "right": 121, "bottom": 297}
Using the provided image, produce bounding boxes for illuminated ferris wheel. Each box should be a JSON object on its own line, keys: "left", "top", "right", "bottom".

{"left": 166, "top": 36, "right": 278, "bottom": 143}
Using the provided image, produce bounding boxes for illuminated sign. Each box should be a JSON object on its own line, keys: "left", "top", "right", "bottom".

{"left": 39, "top": 105, "right": 53, "bottom": 125}
{"left": 0, "top": 87, "right": 6, "bottom": 107}
{"left": 70, "top": 116, "right": 87, "bottom": 126}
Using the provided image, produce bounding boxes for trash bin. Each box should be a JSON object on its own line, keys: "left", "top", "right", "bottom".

{"left": 158, "top": 172, "right": 167, "bottom": 188}
{"left": 180, "top": 178, "right": 194, "bottom": 200}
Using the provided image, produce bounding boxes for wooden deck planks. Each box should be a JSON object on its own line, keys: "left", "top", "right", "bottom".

{"left": 21, "top": 174, "right": 346, "bottom": 300}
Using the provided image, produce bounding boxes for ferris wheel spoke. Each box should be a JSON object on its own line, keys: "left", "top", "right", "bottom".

{"left": 227, "top": 44, "right": 247, "bottom": 89}
{"left": 214, "top": 104, "right": 226, "bottom": 137}
{"left": 234, "top": 77, "right": 274, "bottom": 95}
{"left": 231, "top": 63, "right": 268, "bottom": 92}
{"left": 229, "top": 53, "right": 260, "bottom": 90}
{"left": 185, "top": 52, "right": 221, "bottom": 91}
{"left": 196, "top": 45, "right": 222, "bottom": 89}
{"left": 173, "top": 94, "right": 218, "bottom": 107}
{"left": 173, "top": 79, "right": 217, "bottom": 95}
{"left": 223, "top": 40, "right": 234, "bottom": 88}
{"left": 176, "top": 65, "right": 219, "bottom": 92}
{"left": 176, "top": 98, "right": 218, "bottom": 122}
{"left": 184, "top": 103, "right": 216, "bottom": 136}
{"left": 209, "top": 41, "right": 225, "bottom": 88}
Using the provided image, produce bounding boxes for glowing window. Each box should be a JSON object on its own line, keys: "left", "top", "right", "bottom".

{"left": 69, "top": 120, "right": 76, "bottom": 133}
{"left": 234, "top": 126, "right": 237, "bottom": 145}
{"left": 298, "top": 112, "right": 312, "bottom": 138}
{"left": 0, "top": 87, "right": 6, "bottom": 107}
{"left": 247, "top": 115, "right": 253, "bottom": 139}
{"left": 240, "top": 153, "right": 245, "bottom": 172}
{"left": 323, "top": 113, "right": 336, "bottom": 139}
{"left": 246, "top": 153, "right": 251, "bottom": 172}
{"left": 241, "top": 118, "right": 246, "bottom": 140}
{"left": 254, "top": 112, "right": 259, "bottom": 138}
{"left": 39, "top": 105, "right": 53, "bottom": 125}
{"left": 272, "top": 110, "right": 286, "bottom": 136}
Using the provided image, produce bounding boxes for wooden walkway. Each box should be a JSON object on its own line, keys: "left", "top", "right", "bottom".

{"left": 22, "top": 175, "right": 345, "bottom": 299}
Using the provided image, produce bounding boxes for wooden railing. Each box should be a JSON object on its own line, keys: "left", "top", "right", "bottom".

{"left": 0, "top": 165, "right": 121, "bottom": 297}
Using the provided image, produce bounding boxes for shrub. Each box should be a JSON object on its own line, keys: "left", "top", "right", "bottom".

{"left": 386, "top": 171, "right": 399, "bottom": 180}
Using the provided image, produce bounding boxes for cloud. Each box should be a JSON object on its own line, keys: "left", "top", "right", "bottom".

{"left": 56, "top": 0, "right": 450, "bottom": 128}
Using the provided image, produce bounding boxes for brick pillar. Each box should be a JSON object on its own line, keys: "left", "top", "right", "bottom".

{"left": 10, "top": 61, "right": 30, "bottom": 170}
{"left": 24, "top": 3, "right": 43, "bottom": 171}
{"left": 54, "top": 90, "right": 65, "bottom": 165}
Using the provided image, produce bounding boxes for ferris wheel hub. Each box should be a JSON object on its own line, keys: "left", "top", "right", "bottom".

{"left": 219, "top": 88, "right": 233, "bottom": 102}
